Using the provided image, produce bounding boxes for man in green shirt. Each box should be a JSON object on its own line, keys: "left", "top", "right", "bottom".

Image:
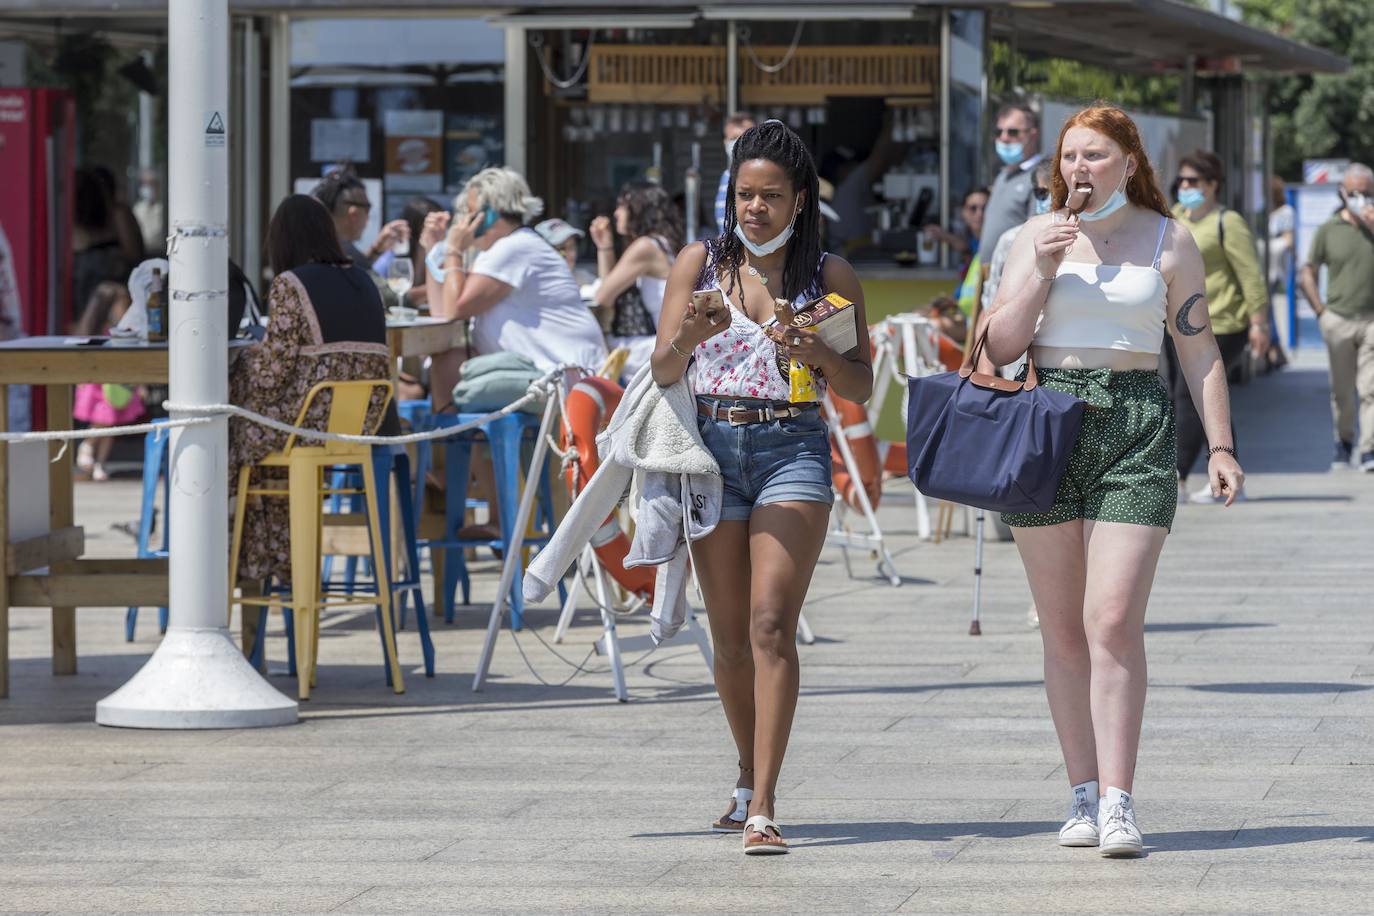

{"left": 1300, "top": 163, "right": 1374, "bottom": 471}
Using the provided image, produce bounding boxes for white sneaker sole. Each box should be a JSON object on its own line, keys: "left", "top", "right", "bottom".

{"left": 1058, "top": 833, "right": 1100, "bottom": 848}
{"left": 1099, "top": 838, "right": 1143, "bottom": 857}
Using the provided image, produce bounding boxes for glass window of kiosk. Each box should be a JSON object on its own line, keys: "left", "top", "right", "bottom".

{"left": 288, "top": 17, "right": 505, "bottom": 251}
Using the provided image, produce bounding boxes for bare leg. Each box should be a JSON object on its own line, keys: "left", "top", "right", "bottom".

{"left": 746, "top": 500, "right": 830, "bottom": 847}
{"left": 1011, "top": 521, "right": 1098, "bottom": 785}
{"left": 692, "top": 519, "right": 757, "bottom": 807}
{"left": 1082, "top": 520, "right": 1167, "bottom": 794}
{"left": 93, "top": 433, "right": 115, "bottom": 465}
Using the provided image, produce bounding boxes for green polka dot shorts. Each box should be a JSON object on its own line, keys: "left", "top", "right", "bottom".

{"left": 1002, "top": 368, "right": 1177, "bottom": 532}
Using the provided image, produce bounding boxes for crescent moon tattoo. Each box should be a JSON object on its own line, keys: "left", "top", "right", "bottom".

{"left": 1175, "top": 293, "right": 1206, "bottom": 336}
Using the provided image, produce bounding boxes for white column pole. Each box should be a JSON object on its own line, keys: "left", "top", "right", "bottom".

{"left": 503, "top": 26, "right": 527, "bottom": 176}
{"left": 97, "top": 0, "right": 297, "bottom": 729}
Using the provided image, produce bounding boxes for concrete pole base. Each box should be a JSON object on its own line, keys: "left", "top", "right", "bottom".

{"left": 96, "top": 628, "right": 298, "bottom": 729}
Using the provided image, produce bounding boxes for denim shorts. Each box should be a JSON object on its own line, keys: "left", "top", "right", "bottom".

{"left": 695, "top": 396, "right": 834, "bottom": 522}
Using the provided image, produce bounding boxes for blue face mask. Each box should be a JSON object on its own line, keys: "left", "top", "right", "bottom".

{"left": 1033, "top": 193, "right": 1051, "bottom": 216}
{"left": 1177, "top": 188, "right": 1206, "bottom": 211}
{"left": 995, "top": 141, "right": 1024, "bottom": 166}
{"left": 1078, "top": 166, "right": 1132, "bottom": 222}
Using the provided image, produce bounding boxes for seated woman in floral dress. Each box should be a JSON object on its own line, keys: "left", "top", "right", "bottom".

{"left": 228, "top": 194, "right": 396, "bottom": 583}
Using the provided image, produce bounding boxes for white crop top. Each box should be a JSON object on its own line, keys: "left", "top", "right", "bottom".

{"left": 1033, "top": 215, "right": 1170, "bottom": 354}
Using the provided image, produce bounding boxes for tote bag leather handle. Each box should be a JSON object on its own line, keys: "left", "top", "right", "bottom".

{"left": 958, "top": 328, "right": 1040, "bottom": 392}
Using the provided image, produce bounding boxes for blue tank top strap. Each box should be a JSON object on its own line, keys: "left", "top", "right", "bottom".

{"left": 1151, "top": 215, "right": 1169, "bottom": 271}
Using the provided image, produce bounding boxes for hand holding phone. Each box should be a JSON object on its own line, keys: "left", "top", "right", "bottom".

{"left": 677, "top": 288, "right": 731, "bottom": 348}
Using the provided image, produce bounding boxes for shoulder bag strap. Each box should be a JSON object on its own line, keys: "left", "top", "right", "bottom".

{"left": 957, "top": 328, "right": 1039, "bottom": 392}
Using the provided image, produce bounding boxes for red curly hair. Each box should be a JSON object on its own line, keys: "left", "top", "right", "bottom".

{"left": 1050, "top": 104, "right": 1171, "bottom": 218}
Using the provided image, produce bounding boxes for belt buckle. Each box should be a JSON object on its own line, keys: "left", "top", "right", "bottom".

{"left": 726, "top": 405, "right": 754, "bottom": 426}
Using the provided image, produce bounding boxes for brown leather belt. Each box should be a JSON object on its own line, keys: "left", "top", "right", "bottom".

{"left": 696, "top": 401, "right": 812, "bottom": 426}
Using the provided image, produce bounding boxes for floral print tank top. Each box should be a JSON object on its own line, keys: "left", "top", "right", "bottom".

{"left": 691, "top": 241, "right": 827, "bottom": 402}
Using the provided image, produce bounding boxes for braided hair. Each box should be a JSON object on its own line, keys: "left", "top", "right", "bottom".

{"left": 713, "top": 119, "right": 823, "bottom": 309}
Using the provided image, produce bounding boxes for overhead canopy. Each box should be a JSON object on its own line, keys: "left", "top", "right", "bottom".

{"left": 0, "top": 0, "right": 1348, "bottom": 75}
{"left": 967, "top": 0, "right": 1347, "bottom": 75}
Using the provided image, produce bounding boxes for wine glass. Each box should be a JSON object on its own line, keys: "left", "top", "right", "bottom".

{"left": 386, "top": 258, "right": 414, "bottom": 304}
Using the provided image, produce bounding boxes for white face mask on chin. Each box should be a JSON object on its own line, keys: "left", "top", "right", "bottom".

{"left": 734, "top": 202, "right": 801, "bottom": 257}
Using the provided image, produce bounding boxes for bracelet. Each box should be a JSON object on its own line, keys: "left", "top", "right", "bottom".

{"left": 669, "top": 338, "right": 692, "bottom": 359}
{"left": 1033, "top": 267, "right": 1054, "bottom": 283}
{"left": 1208, "top": 445, "right": 1236, "bottom": 458}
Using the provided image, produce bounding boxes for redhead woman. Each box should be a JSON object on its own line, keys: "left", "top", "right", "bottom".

{"left": 986, "top": 105, "right": 1244, "bottom": 857}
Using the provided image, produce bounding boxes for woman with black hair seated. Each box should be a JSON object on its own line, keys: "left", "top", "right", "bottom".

{"left": 228, "top": 193, "right": 396, "bottom": 583}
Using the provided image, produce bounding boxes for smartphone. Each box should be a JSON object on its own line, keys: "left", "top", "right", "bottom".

{"left": 473, "top": 205, "right": 500, "bottom": 239}
{"left": 690, "top": 288, "right": 725, "bottom": 323}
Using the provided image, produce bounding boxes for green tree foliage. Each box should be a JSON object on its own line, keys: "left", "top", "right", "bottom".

{"left": 987, "top": 41, "right": 1182, "bottom": 115}
{"left": 1237, "top": 0, "right": 1374, "bottom": 178}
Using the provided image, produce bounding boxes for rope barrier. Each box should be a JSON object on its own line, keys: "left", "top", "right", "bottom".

{"left": 0, "top": 365, "right": 572, "bottom": 448}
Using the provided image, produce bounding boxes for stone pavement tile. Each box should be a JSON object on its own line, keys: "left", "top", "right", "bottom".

{"left": 895, "top": 885, "right": 1231, "bottom": 914}
{"left": 119, "top": 859, "right": 679, "bottom": 888}
{"left": 0, "top": 861, "right": 154, "bottom": 884}
{"left": 0, "top": 777, "right": 335, "bottom": 801}
{"left": 333, "top": 883, "right": 917, "bottom": 914}
{"left": 0, "top": 883, "right": 366, "bottom": 913}
{"left": 0, "top": 838, "right": 284, "bottom": 863}
{"left": 1293, "top": 746, "right": 1374, "bottom": 764}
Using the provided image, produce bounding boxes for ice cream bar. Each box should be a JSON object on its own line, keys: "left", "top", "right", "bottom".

{"left": 773, "top": 297, "right": 795, "bottom": 327}
{"left": 772, "top": 298, "right": 819, "bottom": 402}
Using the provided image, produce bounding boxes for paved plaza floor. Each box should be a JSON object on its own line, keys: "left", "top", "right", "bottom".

{"left": 2, "top": 351, "right": 1372, "bottom": 914}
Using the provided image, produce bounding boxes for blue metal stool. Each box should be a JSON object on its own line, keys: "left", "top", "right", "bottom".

{"left": 125, "top": 421, "right": 171, "bottom": 641}
{"left": 322, "top": 400, "right": 430, "bottom": 597}
{"left": 422, "top": 411, "right": 562, "bottom": 628}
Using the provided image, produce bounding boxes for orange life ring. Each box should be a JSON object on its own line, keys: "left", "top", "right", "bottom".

{"left": 560, "top": 377, "right": 656, "bottom": 600}
{"left": 935, "top": 332, "right": 965, "bottom": 371}
{"left": 828, "top": 393, "right": 882, "bottom": 512}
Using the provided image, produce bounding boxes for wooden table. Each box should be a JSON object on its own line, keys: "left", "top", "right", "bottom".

{"left": 0, "top": 323, "right": 465, "bottom": 697}
{"left": 0, "top": 336, "right": 250, "bottom": 698}
{"left": 385, "top": 315, "right": 465, "bottom": 374}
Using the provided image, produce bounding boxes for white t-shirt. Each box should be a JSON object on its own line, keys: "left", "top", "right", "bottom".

{"left": 465, "top": 229, "right": 607, "bottom": 372}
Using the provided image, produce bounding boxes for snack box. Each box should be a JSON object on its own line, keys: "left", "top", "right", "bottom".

{"left": 792, "top": 292, "right": 858, "bottom": 355}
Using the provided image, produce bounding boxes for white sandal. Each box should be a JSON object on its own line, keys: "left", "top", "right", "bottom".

{"left": 711, "top": 787, "right": 753, "bottom": 833}
{"left": 742, "top": 814, "right": 789, "bottom": 855}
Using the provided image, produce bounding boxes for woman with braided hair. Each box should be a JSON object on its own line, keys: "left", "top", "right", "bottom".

{"left": 652, "top": 120, "right": 873, "bottom": 855}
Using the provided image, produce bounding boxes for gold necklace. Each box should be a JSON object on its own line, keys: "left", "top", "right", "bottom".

{"left": 745, "top": 261, "right": 769, "bottom": 287}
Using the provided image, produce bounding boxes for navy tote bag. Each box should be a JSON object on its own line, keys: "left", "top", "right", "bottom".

{"left": 905, "top": 334, "right": 1085, "bottom": 514}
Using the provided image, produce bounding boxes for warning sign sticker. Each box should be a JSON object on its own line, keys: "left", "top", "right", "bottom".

{"left": 205, "top": 110, "right": 226, "bottom": 148}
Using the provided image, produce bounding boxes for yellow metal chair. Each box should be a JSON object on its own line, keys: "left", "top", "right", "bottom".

{"left": 229, "top": 379, "right": 401, "bottom": 700}
{"left": 597, "top": 346, "right": 630, "bottom": 381}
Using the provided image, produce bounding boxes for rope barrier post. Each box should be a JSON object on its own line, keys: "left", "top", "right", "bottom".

{"left": 472, "top": 388, "right": 558, "bottom": 692}
{"left": 96, "top": 0, "right": 297, "bottom": 729}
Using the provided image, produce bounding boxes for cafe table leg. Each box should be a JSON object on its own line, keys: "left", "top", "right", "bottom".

{"left": 47, "top": 383, "right": 77, "bottom": 676}
{"left": 1, "top": 382, "right": 10, "bottom": 698}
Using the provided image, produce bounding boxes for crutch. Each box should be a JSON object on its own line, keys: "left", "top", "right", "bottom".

{"left": 970, "top": 507, "right": 985, "bottom": 636}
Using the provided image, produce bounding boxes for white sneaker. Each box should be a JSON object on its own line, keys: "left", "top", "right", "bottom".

{"left": 76, "top": 440, "right": 96, "bottom": 473}
{"left": 1098, "top": 794, "right": 1144, "bottom": 857}
{"left": 1058, "top": 794, "right": 1099, "bottom": 847}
